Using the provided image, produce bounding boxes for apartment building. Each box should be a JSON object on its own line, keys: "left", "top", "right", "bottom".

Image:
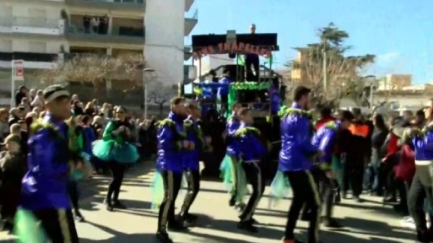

{"left": 0, "top": 0, "right": 197, "bottom": 94}
{"left": 376, "top": 74, "right": 412, "bottom": 90}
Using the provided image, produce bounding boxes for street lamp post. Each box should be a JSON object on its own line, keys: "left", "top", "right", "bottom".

{"left": 142, "top": 68, "right": 155, "bottom": 119}
{"left": 361, "top": 75, "right": 377, "bottom": 109}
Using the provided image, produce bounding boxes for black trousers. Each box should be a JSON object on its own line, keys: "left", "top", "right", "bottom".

{"left": 220, "top": 95, "right": 228, "bottom": 114}
{"left": 106, "top": 161, "right": 126, "bottom": 202}
{"left": 68, "top": 180, "right": 80, "bottom": 212}
{"left": 239, "top": 162, "right": 264, "bottom": 221}
{"left": 408, "top": 173, "right": 433, "bottom": 234}
{"left": 318, "top": 172, "right": 335, "bottom": 220}
{"left": 285, "top": 171, "right": 321, "bottom": 243}
{"left": 33, "top": 208, "right": 79, "bottom": 243}
{"left": 342, "top": 164, "right": 364, "bottom": 197}
{"left": 157, "top": 171, "right": 182, "bottom": 232}
{"left": 302, "top": 170, "right": 335, "bottom": 220}
{"left": 229, "top": 156, "right": 239, "bottom": 200}
{"left": 179, "top": 169, "right": 200, "bottom": 216}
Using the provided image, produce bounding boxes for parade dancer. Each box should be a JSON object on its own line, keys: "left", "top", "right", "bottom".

{"left": 220, "top": 102, "right": 243, "bottom": 207}
{"left": 310, "top": 110, "right": 354, "bottom": 228}
{"left": 278, "top": 86, "right": 322, "bottom": 243}
{"left": 179, "top": 101, "right": 205, "bottom": 224}
{"left": 234, "top": 108, "right": 266, "bottom": 233}
{"left": 17, "top": 85, "right": 79, "bottom": 243}
{"left": 407, "top": 98, "right": 433, "bottom": 242}
{"left": 154, "top": 97, "right": 190, "bottom": 243}
{"left": 66, "top": 116, "right": 89, "bottom": 222}
{"left": 92, "top": 106, "right": 139, "bottom": 211}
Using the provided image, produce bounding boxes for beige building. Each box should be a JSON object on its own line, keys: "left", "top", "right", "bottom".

{"left": 377, "top": 74, "right": 412, "bottom": 90}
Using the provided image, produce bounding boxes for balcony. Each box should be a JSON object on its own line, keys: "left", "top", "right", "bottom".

{"left": 65, "top": 0, "right": 146, "bottom": 12}
{"left": 0, "top": 17, "right": 65, "bottom": 36}
{"left": 184, "top": 9, "right": 198, "bottom": 36}
{"left": 184, "top": 45, "right": 192, "bottom": 60}
{"left": 66, "top": 24, "right": 144, "bottom": 45}
{"left": 185, "top": 0, "right": 194, "bottom": 12}
{"left": 0, "top": 52, "right": 59, "bottom": 69}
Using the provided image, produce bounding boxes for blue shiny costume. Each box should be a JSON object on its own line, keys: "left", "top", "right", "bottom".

{"left": 279, "top": 103, "right": 318, "bottom": 172}
{"left": 234, "top": 123, "right": 266, "bottom": 221}
{"left": 153, "top": 112, "right": 188, "bottom": 231}
{"left": 182, "top": 115, "right": 201, "bottom": 171}
{"left": 156, "top": 112, "right": 185, "bottom": 173}
{"left": 21, "top": 114, "right": 71, "bottom": 210}
{"left": 312, "top": 120, "right": 340, "bottom": 171}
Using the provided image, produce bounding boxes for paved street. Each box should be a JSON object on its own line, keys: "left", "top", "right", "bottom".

{"left": 0, "top": 163, "right": 416, "bottom": 243}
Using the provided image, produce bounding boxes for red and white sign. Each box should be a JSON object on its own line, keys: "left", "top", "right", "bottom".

{"left": 12, "top": 60, "right": 24, "bottom": 81}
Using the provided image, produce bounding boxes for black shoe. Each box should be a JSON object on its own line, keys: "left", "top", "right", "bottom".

{"left": 229, "top": 197, "right": 236, "bottom": 207}
{"left": 104, "top": 199, "right": 114, "bottom": 211}
{"left": 416, "top": 230, "right": 430, "bottom": 242}
{"left": 2, "top": 221, "right": 13, "bottom": 231}
{"left": 250, "top": 218, "right": 259, "bottom": 224}
{"left": 74, "top": 211, "right": 86, "bottom": 222}
{"left": 179, "top": 213, "right": 198, "bottom": 226}
{"left": 183, "top": 213, "right": 198, "bottom": 222}
{"left": 323, "top": 218, "right": 343, "bottom": 228}
{"left": 334, "top": 194, "right": 341, "bottom": 204}
{"left": 237, "top": 220, "right": 258, "bottom": 233}
{"left": 156, "top": 231, "right": 173, "bottom": 243}
{"left": 167, "top": 220, "right": 188, "bottom": 232}
{"left": 113, "top": 200, "right": 127, "bottom": 209}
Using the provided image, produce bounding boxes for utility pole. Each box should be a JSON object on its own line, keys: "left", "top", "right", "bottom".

{"left": 322, "top": 48, "right": 327, "bottom": 96}
{"left": 142, "top": 68, "right": 155, "bottom": 119}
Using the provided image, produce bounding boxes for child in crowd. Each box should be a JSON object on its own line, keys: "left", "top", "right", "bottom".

{"left": 0, "top": 134, "right": 26, "bottom": 233}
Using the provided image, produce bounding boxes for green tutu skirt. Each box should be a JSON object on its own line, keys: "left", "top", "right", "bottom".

{"left": 14, "top": 209, "right": 47, "bottom": 243}
{"left": 92, "top": 140, "right": 139, "bottom": 163}
{"left": 150, "top": 171, "right": 188, "bottom": 211}
{"left": 219, "top": 155, "right": 248, "bottom": 203}
{"left": 268, "top": 171, "right": 291, "bottom": 207}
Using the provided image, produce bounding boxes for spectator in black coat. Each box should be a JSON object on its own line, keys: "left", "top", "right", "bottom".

{"left": 14, "top": 86, "right": 27, "bottom": 107}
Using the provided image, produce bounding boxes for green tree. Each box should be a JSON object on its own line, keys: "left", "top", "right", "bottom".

{"left": 286, "top": 23, "right": 375, "bottom": 106}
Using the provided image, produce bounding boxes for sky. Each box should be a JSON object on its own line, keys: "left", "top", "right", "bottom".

{"left": 185, "top": 0, "right": 433, "bottom": 84}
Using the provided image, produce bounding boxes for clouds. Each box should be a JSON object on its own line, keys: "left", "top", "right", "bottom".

{"left": 376, "top": 52, "right": 400, "bottom": 64}
{"left": 367, "top": 51, "right": 405, "bottom": 76}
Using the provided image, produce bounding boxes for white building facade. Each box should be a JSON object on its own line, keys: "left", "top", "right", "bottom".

{"left": 0, "top": 0, "right": 197, "bottom": 91}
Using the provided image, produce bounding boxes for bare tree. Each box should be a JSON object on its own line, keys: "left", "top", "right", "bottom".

{"left": 147, "top": 81, "right": 175, "bottom": 116}
{"left": 287, "top": 23, "right": 375, "bottom": 107}
{"left": 37, "top": 53, "right": 146, "bottom": 86}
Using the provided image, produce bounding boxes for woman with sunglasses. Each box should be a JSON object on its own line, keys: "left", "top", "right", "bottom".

{"left": 93, "top": 106, "right": 140, "bottom": 211}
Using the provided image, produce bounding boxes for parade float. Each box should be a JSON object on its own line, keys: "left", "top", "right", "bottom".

{"left": 180, "top": 31, "right": 284, "bottom": 178}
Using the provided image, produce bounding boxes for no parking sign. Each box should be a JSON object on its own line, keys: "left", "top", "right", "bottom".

{"left": 12, "top": 60, "right": 24, "bottom": 81}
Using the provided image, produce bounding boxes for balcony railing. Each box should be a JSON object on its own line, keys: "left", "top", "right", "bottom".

{"left": 66, "top": 24, "right": 145, "bottom": 43}
{"left": 0, "top": 17, "right": 61, "bottom": 28}
{"left": 65, "top": 0, "right": 145, "bottom": 10}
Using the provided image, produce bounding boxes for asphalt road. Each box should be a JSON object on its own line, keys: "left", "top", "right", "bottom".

{"left": 0, "top": 163, "right": 417, "bottom": 242}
